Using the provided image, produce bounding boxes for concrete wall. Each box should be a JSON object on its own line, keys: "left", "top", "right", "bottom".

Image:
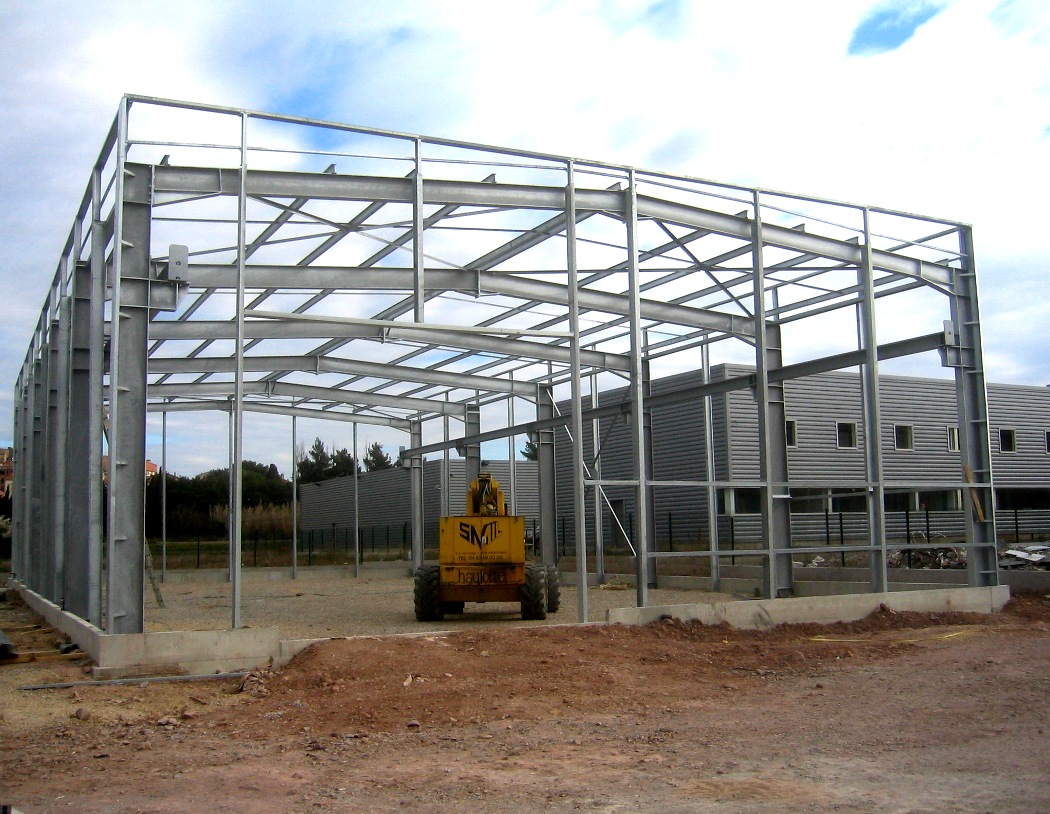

{"left": 607, "top": 585, "right": 1011, "bottom": 628}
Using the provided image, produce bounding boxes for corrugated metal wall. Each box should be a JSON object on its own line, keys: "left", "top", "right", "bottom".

{"left": 552, "top": 365, "right": 1050, "bottom": 553}
{"left": 299, "top": 460, "right": 540, "bottom": 548}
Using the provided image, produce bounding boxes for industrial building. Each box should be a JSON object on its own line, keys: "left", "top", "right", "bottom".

{"left": 555, "top": 366, "right": 1050, "bottom": 573}
{"left": 10, "top": 96, "right": 1003, "bottom": 642}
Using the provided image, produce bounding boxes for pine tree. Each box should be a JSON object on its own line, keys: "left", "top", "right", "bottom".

{"left": 362, "top": 441, "right": 393, "bottom": 471}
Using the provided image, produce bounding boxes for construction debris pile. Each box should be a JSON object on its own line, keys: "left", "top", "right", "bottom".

{"left": 998, "top": 544, "right": 1050, "bottom": 570}
{"left": 885, "top": 548, "right": 968, "bottom": 569}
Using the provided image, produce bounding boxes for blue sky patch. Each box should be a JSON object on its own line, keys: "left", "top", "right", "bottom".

{"left": 848, "top": 2, "right": 945, "bottom": 56}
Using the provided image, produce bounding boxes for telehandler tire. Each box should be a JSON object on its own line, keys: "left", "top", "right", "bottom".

{"left": 521, "top": 564, "right": 548, "bottom": 620}
{"left": 414, "top": 565, "right": 443, "bottom": 622}
{"left": 545, "top": 564, "right": 561, "bottom": 613}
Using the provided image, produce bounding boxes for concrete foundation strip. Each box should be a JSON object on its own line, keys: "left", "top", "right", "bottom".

{"left": 19, "top": 671, "right": 249, "bottom": 691}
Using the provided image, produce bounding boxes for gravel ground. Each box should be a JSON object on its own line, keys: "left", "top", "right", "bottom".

{"left": 145, "top": 564, "right": 737, "bottom": 639}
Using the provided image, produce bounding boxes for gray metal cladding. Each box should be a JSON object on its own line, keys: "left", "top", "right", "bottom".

{"left": 552, "top": 364, "right": 1050, "bottom": 534}
{"left": 300, "top": 459, "right": 540, "bottom": 531}
{"left": 988, "top": 384, "right": 1050, "bottom": 486}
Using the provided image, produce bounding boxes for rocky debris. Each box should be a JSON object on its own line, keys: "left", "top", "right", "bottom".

{"left": 238, "top": 666, "right": 276, "bottom": 697}
{"left": 887, "top": 547, "right": 967, "bottom": 569}
{"left": 999, "top": 544, "right": 1050, "bottom": 570}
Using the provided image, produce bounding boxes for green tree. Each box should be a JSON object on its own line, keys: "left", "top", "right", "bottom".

{"left": 362, "top": 441, "right": 393, "bottom": 471}
{"left": 520, "top": 439, "right": 539, "bottom": 461}
{"left": 330, "top": 447, "right": 359, "bottom": 477}
{"left": 297, "top": 437, "right": 334, "bottom": 484}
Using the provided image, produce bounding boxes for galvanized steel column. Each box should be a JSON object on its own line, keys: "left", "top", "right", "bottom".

{"left": 590, "top": 374, "right": 605, "bottom": 584}
{"left": 625, "top": 171, "right": 650, "bottom": 608}
{"left": 952, "top": 227, "right": 998, "bottom": 587}
{"left": 536, "top": 385, "right": 558, "bottom": 568}
{"left": 464, "top": 406, "right": 481, "bottom": 489}
{"left": 858, "top": 211, "right": 888, "bottom": 592}
{"left": 291, "top": 415, "right": 298, "bottom": 579}
{"left": 409, "top": 419, "right": 424, "bottom": 570}
{"left": 47, "top": 282, "right": 71, "bottom": 602}
{"left": 230, "top": 111, "right": 248, "bottom": 629}
{"left": 65, "top": 259, "right": 96, "bottom": 619}
{"left": 30, "top": 340, "right": 48, "bottom": 595}
{"left": 752, "top": 192, "right": 793, "bottom": 599}
{"left": 566, "top": 163, "right": 588, "bottom": 621}
{"left": 104, "top": 128, "right": 153, "bottom": 634}
{"left": 702, "top": 344, "right": 721, "bottom": 593}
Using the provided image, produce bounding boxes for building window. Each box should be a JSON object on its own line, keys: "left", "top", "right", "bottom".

{"left": 894, "top": 424, "right": 914, "bottom": 451}
{"left": 1045, "top": 430, "right": 1050, "bottom": 454}
{"left": 999, "top": 428, "right": 1017, "bottom": 453}
{"left": 785, "top": 419, "right": 798, "bottom": 448}
{"left": 947, "top": 426, "right": 960, "bottom": 453}
{"left": 837, "top": 422, "right": 857, "bottom": 449}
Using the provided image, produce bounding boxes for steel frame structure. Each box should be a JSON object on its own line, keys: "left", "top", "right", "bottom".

{"left": 11, "top": 96, "right": 998, "bottom": 633}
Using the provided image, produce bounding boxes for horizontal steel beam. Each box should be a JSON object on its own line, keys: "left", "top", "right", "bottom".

{"left": 181, "top": 265, "right": 754, "bottom": 335}
{"left": 149, "top": 315, "right": 629, "bottom": 371}
{"left": 145, "top": 354, "right": 539, "bottom": 397}
{"left": 147, "top": 380, "right": 465, "bottom": 415}
{"left": 153, "top": 166, "right": 955, "bottom": 289}
{"left": 145, "top": 399, "right": 410, "bottom": 428}
{"left": 399, "top": 331, "right": 949, "bottom": 457}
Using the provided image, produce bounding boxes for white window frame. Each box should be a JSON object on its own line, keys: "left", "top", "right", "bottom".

{"left": 893, "top": 424, "right": 914, "bottom": 451}
{"left": 999, "top": 428, "right": 1017, "bottom": 454}
{"left": 836, "top": 421, "right": 858, "bottom": 449}
{"left": 947, "top": 426, "right": 960, "bottom": 453}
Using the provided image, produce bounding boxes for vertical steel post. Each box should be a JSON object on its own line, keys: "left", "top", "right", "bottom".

{"left": 566, "top": 162, "right": 588, "bottom": 621}
{"left": 409, "top": 420, "right": 424, "bottom": 570}
{"left": 951, "top": 227, "right": 998, "bottom": 586}
{"left": 536, "top": 385, "right": 558, "bottom": 568}
{"left": 858, "top": 210, "right": 887, "bottom": 592}
{"left": 590, "top": 373, "right": 605, "bottom": 584}
{"left": 751, "top": 191, "right": 793, "bottom": 599}
{"left": 625, "top": 171, "right": 650, "bottom": 608}
{"left": 413, "top": 138, "right": 425, "bottom": 323}
{"left": 507, "top": 373, "right": 517, "bottom": 516}
{"left": 702, "top": 344, "right": 721, "bottom": 593}
{"left": 230, "top": 111, "right": 248, "bottom": 629}
{"left": 464, "top": 406, "right": 481, "bottom": 489}
{"left": 353, "top": 421, "right": 360, "bottom": 578}
{"left": 31, "top": 332, "right": 49, "bottom": 595}
{"left": 291, "top": 415, "right": 298, "bottom": 579}
{"left": 48, "top": 282, "right": 71, "bottom": 603}
{"left": 105, "top": 106, "right": 152, "bottom": 634}
{"left": 161, "top": 410, "right": 167, "bottom": 581}
{"left": 86, "top": 168, "right": 106, "bottom": 626}
{"left": 442, "top": 395, "right": 451, "bottom": 518}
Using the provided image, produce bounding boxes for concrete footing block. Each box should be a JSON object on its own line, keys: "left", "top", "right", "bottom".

{"left": 606, "top": 585, "right": 1011, "bottom": 629}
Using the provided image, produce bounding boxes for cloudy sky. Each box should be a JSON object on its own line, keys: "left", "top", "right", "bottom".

{"left": 2, "top": 0, "right": 1047, "bottom": 476}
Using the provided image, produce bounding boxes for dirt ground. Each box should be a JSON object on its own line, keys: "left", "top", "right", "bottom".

{"left": 2, "top": 587, "right": 1049, "bottom": 814}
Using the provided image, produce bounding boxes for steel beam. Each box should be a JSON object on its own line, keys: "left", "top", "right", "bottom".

{"left": 146, "top": 354, "right": 538, "bottom": 397}
{"left": 153, "top": 166, "right": 955, "bottom": 287}
{"left": 105, "top": 154, "right": 152, "bottom": 635}
{"left": 182, "top": 265, "right": 754, "bottom": 336}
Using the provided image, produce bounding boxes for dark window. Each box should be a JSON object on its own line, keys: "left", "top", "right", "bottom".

{"left": 733, "top": 488, "right": 762, "bottom": 515}
{"left": 837, "top": 422, "right": 857, "bottom": 449}
{"left": 947, "top": 426, "right": 960, "bottom": 452}
{"left": 999, "top": 428, "right": 1017, "bottom": 453}
{"left": 894, "top": 425, "right": 914, "bottom": 451}
{"left": 1045, "top": 430, "right": 1050, "bottom": 454}
{"left": 831, "top": 488, "right": 865, "bottom": 513}
{"left": 785, "top": 419, "right": 797, "bottom": 448}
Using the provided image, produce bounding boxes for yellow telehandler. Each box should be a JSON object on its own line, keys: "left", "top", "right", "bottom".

{"left": 413, "top": 472, "right": 559, "bottom": 621}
